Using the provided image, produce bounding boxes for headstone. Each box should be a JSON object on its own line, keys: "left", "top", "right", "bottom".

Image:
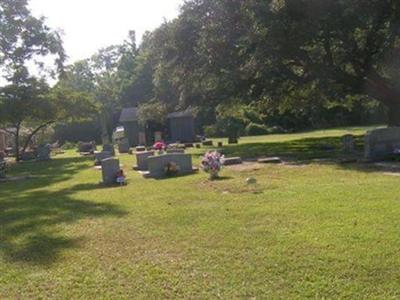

{"left": 138, "top": 132, "right": 146, "bottom": 145}
{"left": 195, "top": 144, "right": 201, "bottom": 149}
{"left": 103, "top": 144, "right": 115, "bottom": 156}
{"left": 136, "top": 146, "right": 146, "bottom": 152}
{"left": 202, "top": 140, "right": 213, "bottom": 146}
{"left": 147, "top": 153, "right": 193, "bottom": 178}
{"left": 258, "top": 157, "right": 282, "bottom": 164}
{"left": 78, "top": 141, "right": 96, "bottom": 153}
{"left": 342, "top": 134, "right": 355, "bottom": 153}
{"left": 118, "top": 138, "right": 130, "bottom": 154}
{"left": 228, "top": 136, "right": 238, "bottom": 144}
{"left": 101, "top": 157, "right": 120, "bottom": 185}
{"left": 166, "top": 148, "right": 185, "bottom": 154}
{"left": 0, "top": 161, "right": 6, "bottom": 179}
{"left": 222, "top": 157, "right": 242, "bottom": 166}
{"left": 217, "top": 142, "right": 223, "bottom": 147}
{"left": 21, "top": 151, "right": 36, "bottom": 161}
{"left": 94, "top": 151, "right": 112, "bottom": 166}
{"left": 365, "top": 127, "right": 400, "bottom": 161}
{"left": 135, "top": 151, "right": 155, "bottom": 170}
{"left": 184, "top": 143, "right": 194, "bottom": 148}
{"left": 37, "top": 144, "right": 51, "bottom": 161}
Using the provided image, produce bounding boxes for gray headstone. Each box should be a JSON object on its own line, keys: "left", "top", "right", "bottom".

{"left": 78, "top": 141, "right": 96, "bottom": 153}
{"left": 37, "top": 144, "right": 51, "bottom": 161}
{"left": 102, "top": 144, "right": 115, "bottom": 156}
{"left": 258, "top": 157, "right": 282, "bottom": 164}
{"left": 0, "top": 161, "right": 6, "bottom": 178}
{"left": 365, "top": 127, "right": 400, "bottom": 161}
{"left": 342, "top": 134, "right": 355, "bottom": 153}
{"left": 222, "top": 157, "right": 242, "bottom": 166}
{"left": 94, "top": 151, "right": 112, "bottom": 165}
{"left": 166, "top": 148, "right": 185, "bottom": 154}
{"left": 136, "top": 146, "right": 146, "bottom": 152}
{"left": 21, "top": 151, "right": 36, "bottom": 161}
{"left": 147, "top": 153, "right": 193, "bottom": 178}
{"left": 101, "top": 157, "right": 120, "bottom": 185}
{"left": 135, "top": 151, "right": 155, "bottom": 170}
{"left": 118, "top": 138, "right": 130, "bottom": 154}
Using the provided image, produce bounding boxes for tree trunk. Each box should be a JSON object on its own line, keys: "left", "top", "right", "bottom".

{"left": 15, "top": 123, "right": 21, "bottom": 162}
{"left": 99, "top": 111, "right": 110, "bottom": 144}
{"left": 21, "top": 121, "right": 54, "bottom": 154}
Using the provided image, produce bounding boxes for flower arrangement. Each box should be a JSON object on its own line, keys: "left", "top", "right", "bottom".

{"left": 201, "top": 151, "right": 223, "bottom": 180}
{"left": 153, "top": 141, "right": 166, "bottom": 152}
{"left": 164, "top": 161, "right": 180, "bottom": 177}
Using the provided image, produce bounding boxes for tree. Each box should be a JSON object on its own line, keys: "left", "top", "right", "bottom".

{"left": 0, "top": 0, "right": 66, "bottom": 160}
{"left": 241, "top": 0, "right": 400, "bottom": 125}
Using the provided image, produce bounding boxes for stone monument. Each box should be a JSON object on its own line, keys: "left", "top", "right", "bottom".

{"left": 365, "top": 127, "right": 400, "bottom": 161}
{"left": 101, "top": 157, "right": 120, "bottom": 185}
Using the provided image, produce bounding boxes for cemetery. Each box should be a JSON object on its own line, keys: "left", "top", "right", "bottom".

{"left": 2, "top": 125, "right": 400, "bottom": 298}
{"left": 2, "top": 0, "right": 400, "bottom": 298}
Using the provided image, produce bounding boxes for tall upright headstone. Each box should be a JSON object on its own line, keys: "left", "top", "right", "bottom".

{"left": 103, "top": 144, "right": 115, "bottom": 156}
{"left": 135, "top": 151, "right": 155, "bottom": 170}
{"left": 365, "top": 127, "right": 400, "bottom": 161}
{"left": 101, "top": 157, "right": 120, "bottom": 185}
{"left": 37, "top": 144, "right": 51, "bottom": 161}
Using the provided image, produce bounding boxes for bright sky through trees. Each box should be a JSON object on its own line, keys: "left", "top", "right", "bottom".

{"left": 29, "top": 0, "right": 184, "bottom": 63}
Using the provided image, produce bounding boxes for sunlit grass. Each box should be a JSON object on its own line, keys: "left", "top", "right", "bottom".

{"left": 1, "top": 125, "right": 400, "bottom": 299}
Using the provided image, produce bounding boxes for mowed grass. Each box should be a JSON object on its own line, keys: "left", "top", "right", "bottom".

{"left": 2, "top": 125, "right": 400, "bottom": 298}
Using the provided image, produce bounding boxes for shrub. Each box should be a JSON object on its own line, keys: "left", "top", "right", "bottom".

{"left": 245, "top": 123, "right": 269, "bottom": 136}
{"left": 61, "top": 141, "right": 76, "bottom": 150}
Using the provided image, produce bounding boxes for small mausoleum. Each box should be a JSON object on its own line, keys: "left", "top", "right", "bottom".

{"left": 167, "top": 109, "right": 196, "bottom": 143}
{"left": 119, "top": 107, "right": 143, "bottom": 147}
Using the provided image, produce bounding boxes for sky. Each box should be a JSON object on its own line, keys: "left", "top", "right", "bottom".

{"left": 29, "top": 0, "right": 184, "bottom": 64}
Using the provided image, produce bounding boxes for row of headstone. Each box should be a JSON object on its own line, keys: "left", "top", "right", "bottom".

{"left": 135, "top": 151, "right": 194, "bottom": 178}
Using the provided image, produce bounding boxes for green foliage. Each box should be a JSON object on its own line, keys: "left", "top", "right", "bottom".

{"left": 245, "top": 123, "right": 270, "bottom": 136}
{"left": 137, "top": 100, "right": 167, "bottom": 126}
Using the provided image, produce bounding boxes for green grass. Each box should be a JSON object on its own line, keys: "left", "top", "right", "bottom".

{"left": 2, "top": 125, "right": 400, "bottom": 299}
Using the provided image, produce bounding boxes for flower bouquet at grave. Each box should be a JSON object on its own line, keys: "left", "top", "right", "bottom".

{"left": 153, "top": 141, "right": 166, "bottom": 153}
{"left": 164, "top": 161, "right": 180, "bottom": 177}
{"left": 201, "top": 151, "right": 223, "bottom": 180}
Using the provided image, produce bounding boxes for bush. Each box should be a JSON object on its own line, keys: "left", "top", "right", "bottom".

{"left": 61, "top": 141, "right": 77, "bottom": 150}
{"left": 204, "top": 125, "right": 219, "bottom": 138}
{"left": 245, "top": 123, "right": 269, "bottom": 136}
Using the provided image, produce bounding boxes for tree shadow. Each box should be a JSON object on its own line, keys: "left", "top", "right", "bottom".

{"left": 221, "top": 135, "right": 365, "bottom": 161}
{"left": 0, "top": 158, "right": 127, "bottom": 266}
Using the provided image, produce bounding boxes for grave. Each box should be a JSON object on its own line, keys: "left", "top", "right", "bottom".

{"left": 202, "top": 140, "right": 213, "bottom": 146}
{"left": 94, "top": 151, "right": 112, "bottom": 166}
{"left": 101, "top": 157, "right": 120, "bottom": 185}
{"left": 258, "top": 157, "right": 282, "bottom": 164}
{"left": 135, "top": 151, "right": 155, "bottom": 170}
{"left": 222, "top": 157, "right": 242, "bottom": 166}
{"left": 217, "top": 142, "right": 223, "bottom": 148}
{"left": 78, "top": 141, "right": 96, "bottom": 153}
{"left": 166, "top": 148, "right": 185, "bottom": 154}
{"left": 37, "top": 144, "right": 51, "bottom": 161}
{"left": 365, "top": 127, "right": 400, "bottom": 161}
{"left": 21, "top": 151, "right": 36, "bottom": 161}
{"left": 228, "top": 137, "right": 238, "bottom": 144}
{"left": 342, "top": 134, "right": 356, "bottom": 153}
{"left": 145, "top": 153, "right": 194, "bottom": 178}
{"left": 103, "top": 144, "right": 115, "bottom": 156}
{"left": 118, "top": 138, "right": 130, "bottom": 154}
{"left": 136, "top": 146, "right": 146, "bottom": 152}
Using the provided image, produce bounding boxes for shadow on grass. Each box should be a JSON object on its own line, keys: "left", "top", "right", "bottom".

{"left": 218, "top": 135, "right": 397, "bottom": 175}
{"left": 221, "top": 135, "right": 364, "bottom": 161}
{"left": 0, "top": 157, "right": 126, "bottom": 266}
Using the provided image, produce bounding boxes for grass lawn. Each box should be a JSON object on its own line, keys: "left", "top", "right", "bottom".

{"left": 2, "top": 125, "right": 400, "bottom": 299}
